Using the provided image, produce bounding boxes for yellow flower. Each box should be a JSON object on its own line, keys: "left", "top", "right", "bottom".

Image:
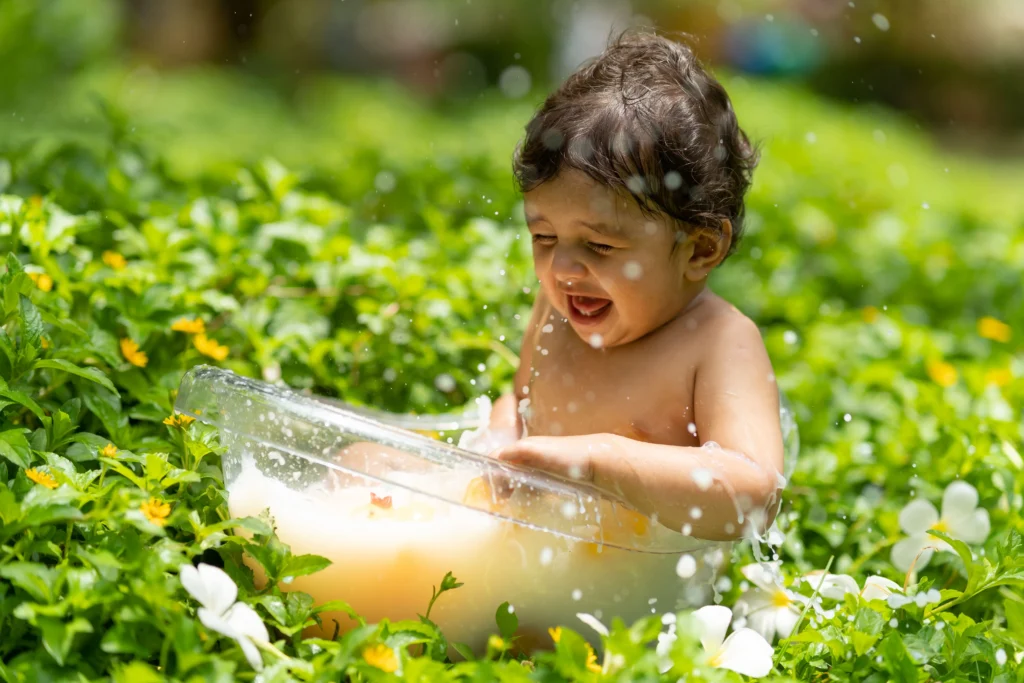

{"left": 40, "top": 337, "right": 50, "bottom": 350}
{"left": 141, "top": 497, "right": 171, "bottom": 526}
{"left": 978, "top": 317, "right": 1011, "bottom": 343}
{"left": 120, "top": 338, "right": 148, "bottom": 368}
{"left": 163, "top": 414, "right": 196, "bottom": 428}
{"left": 549, "top": 626, "right": 562, "bottom": 644}
{"left": 985, "top": 368, "right": 1013, "bottom": 387}
{"left": 26, "top": 468, "right": 58, "bottom": 489}
{"left": 362, "top": 644, "right": 398, "bottom": 672}
{"left": 171, "top": 317, "right": 206, "bottom": 335}
{"left": 102, "top": 251, "right": 127, "bottom": 270}
{"left": 926, "top": 359, "right": 958, "bottom": 388}
{"left": 193, "top": 334, "right": 229, "bottom": 361}
{"left": 585, "top": 644, "right": 601, "bottom": 673}
{"left": 488, "top": 635, "right": 506, "bottom": 651}
{"left": 28, "top": 272, "right": 54, "bottom": 292}
{"left": 861, "top": 306, "right": 879, "bottom": 323}
{"left": 100, "top": 443, "right": 118, "bottom": 457}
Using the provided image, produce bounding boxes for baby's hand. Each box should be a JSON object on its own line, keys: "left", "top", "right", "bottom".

{"left": 489, "top": 436, "right": 598, "bottom": 483}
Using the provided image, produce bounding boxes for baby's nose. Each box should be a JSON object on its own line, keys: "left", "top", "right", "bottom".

{"left": 551, "top": 249, "right": 588, "bottom": 282}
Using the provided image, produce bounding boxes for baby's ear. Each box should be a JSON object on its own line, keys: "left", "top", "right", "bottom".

{"left": 682, "top": 219, "right": 732, "bottom": 282}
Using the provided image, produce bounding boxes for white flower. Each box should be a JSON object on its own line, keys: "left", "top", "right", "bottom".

{"left": 733, "top": 562, "right": 811, "bottom": 642}
{"left": 801, "top": 571, "right": 904, "bottom": 603}
{"left": 694, "top": 605, "right": 774, "bottom": 677}
{"left": 860, "top": 576, "right": 903, "bottom": 602}
{"left": 890, "top": 481, "right": 990, "bottom": 573}
{"left": 180, "top": 563, "right": 269, "bottom": 670}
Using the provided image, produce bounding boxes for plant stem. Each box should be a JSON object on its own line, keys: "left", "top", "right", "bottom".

{"left": 778, "top": 554, "right": 834, "bottom": 668}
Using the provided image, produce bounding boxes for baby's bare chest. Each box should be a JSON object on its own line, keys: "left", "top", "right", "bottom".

{"left": 520, "top": 319, "right": 699, "bottom": 446}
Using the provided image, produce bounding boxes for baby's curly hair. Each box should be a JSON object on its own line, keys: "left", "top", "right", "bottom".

{"left": 513, "top": 30, "right": 758, "bottom": 260}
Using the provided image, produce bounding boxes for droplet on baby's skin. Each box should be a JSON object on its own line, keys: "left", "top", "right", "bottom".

{"left": 689, "top": 506, "right": 703, "bottom": 520}
{"left": 691, "top": 468, "right": 713, "bottom": 491}
{"left": 589, "top": 334, "right": 604, "bottom": 349}
{"left": 623, "top": 261, "right": 643, "bottom": 280}
{"left": 568, "top": 464, "right": 584, "bottom": 480}
{"left": 687, "top": 422, "right": 698, "bottom": 436}
{"left": 702, "top": 441, "right": 721, "bottom": 450}
{"left": 872, "top": 13, "right": 890, "bottom": 31}
{"left": 540, "top": 547, "right": 554, "bottom": 566}
{"left": 541, "top": 323, "right": 553, "bottom": 334}
{"left": 676, "top": 554, "right": 697, "bottom": 578}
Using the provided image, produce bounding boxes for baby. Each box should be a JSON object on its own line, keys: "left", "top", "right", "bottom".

{"left": 483, "top": 31, "right": 784, "bottom": 542}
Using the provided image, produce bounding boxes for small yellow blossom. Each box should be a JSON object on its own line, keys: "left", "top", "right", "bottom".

{"left": 549, "top": 626, "right": 562, "bottom": 644}
{"left": 926, "top": 359, "right": 958, "bottom": 388}
{"left": 100, "top": 443, "right": 118, "bottom": 457}
{"left": 120, "top": 338, "right": 148, "bottom": 367}
{"left": 488, "top": 635, "right": 507, "bottom": 651}
{"left": 28, "top": 272, "right": 54, "bottom": 292}
{"left": 361, "top": 644, "right": 398, "bottom": 672}
{"left": 978, "top": 317, "right": 1012, "bottom": 343}
{"left": 102, "top": 251, "right": 127, "bottom": 270}
{"left": 861, "top": 306, "right": 879, "bottom": 323}
{"left": 41, "top": 337, "right": 50, "bottom": 350}
{"left": 141, "top": 497, "right": 171, "bottom": 526}
{"left": 171, "top": 317, "right": 206, "bottom": 334}
{"left": 26, "top": 468, "right": 58, "bottom": 489}
{"left": 193, "top": 334, "right": 229, "bottom": 361}
{"left": 163, "top": 414, "right": 196, "bottom": 428}
{"left": 585, "top": 644, "right": 601, "bottom": 673}
{"left": 985, "top": 368, "right": 1013, "bottom": 387}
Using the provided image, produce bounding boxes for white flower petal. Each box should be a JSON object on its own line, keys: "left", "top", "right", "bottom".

{"left": 181, "top": 563, "right": 238, "bottom": 616}
{"left": 891, "top": 535, "right": 933, "bottom": 573}
{"left": 236, "top": 636, "right": 265, "bottom": 671}
{"left": 946, "top": 508, "right": 990, "bottom": 545}
{"left": 693, "top": 605, "right": 732, "bottom": 653}
{"left": 804, "top": 572, "right": 859, "bottom": 600}
{"left": 861, "top": 576, "right": 902, "bottom": 602}
{"left": 198, "top": 606, "right": 240, "bottom": 640}
{"left": 715, "top": 628, "right": 775, "bottom": 678}
{"left": 774, "top": 606, "right": 801, "bottom": 639}
{"left": 733, "top": 590, "right": 773, "bottom": 617}
{"left": 576, "top": 612, "right": 609, "bottom": 637}
{"left": 225, "top": 603, "right": 269, "bottom": 643}
{"left": 898, "top": 499, "right": 938, "bottom": 535}
{"left": 743, "top": 606, "right": 778, "bottom": 643}
{"left": 740, "top": 562, "right": 784, "bottom": 592}
{"left": 940, "top": 481, "right": 979, "bottom": 522}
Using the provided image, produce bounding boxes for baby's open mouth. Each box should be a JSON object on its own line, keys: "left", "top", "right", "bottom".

{"left": 568, "top": 294, "right": 612, "bottom": 325}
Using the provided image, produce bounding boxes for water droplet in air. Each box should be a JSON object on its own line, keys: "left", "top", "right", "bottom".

{"left": 995, "top": 649, "right": 1007, "bottom": 666}
{"left": 681, "top": 523, "right": 692, "bottom": 535}
{"left": 540, "top": 547, "right": 554, "bottom": 566}
{"left": 690, "top": 506, "right": 703, "bottom": 520}
{"left": 871, "top": 13, "right": 890, "bottom": 31}
{"left": 889, "top": 617, "right": 898, "bottom": 628}
{"left": 664, "top": 171, "right": 682, "bottom": 190}
{"left": 434, "top": 374, "right": 456, "bottom": 392}
{"left": 805, "top": 131, "right": 817, "bottom": 144}
{"left": 843, "top": 413, "right": 852, "bottom": 422}
{"left": 477, "top": 363, "right": 486, "bottom": 372}
{"left": 589, "top": 334, "right": 604, "bottom": 349}
{"left": 676, "top": 554, "right": 697, "bottom": 578}
{"left": 783, "top": 330, "right": 798, "bottom": 345}
{"left": 691, "top": 468, "right": 713, "bottom": 491}
{"left": 571, "top": 589, "right": 582, "bottom": 601}
{"left": 374, "top": 171, "right": 396, "bottom": 193}
{"left": 561, "top": 501, "right": 577, "bottom": 518}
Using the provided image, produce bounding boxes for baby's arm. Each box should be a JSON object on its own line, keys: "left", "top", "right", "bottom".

{"left": 486, "top": 291, "right": 547, "bottom": 439}
{"left": 494, "top": 315, "right": 784, "bottom": 541}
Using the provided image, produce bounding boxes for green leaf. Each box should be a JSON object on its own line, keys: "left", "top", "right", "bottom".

{"left": 19, "top": 294, "right": 44, "bottom": 351}
{"left": 0, "top": 481, "right": 22, "bottom": 526}
{"left": 33, "top": 359, "right": 116, "bottom": 393}
{"left": 0, "top": 429, "right": 33, "bottom": 468}
{"left": 880, "top": 631, "right": 920, "bottom": 683}
{"left": 0, "top": 386, "right": 46, "bottom": 420}
{"left": 38, "top": 616, "right": 94, "bottom": 666}
{"left": 495, "top": 601, "right": 518, "bottom": 640}
{"left": 0, "top": 562, "right": 58, "bottom": 603}
{"left": 282, "top": 553, "right": 332, "bottom": 579}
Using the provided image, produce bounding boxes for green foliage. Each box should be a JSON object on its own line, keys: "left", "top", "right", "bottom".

{"left": 0, "top": 70, "right": 1022, "bottom": 681}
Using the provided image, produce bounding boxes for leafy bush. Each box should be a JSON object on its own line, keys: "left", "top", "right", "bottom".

{"left": 1, "top": 73, "right": 1022, "bottom": 682}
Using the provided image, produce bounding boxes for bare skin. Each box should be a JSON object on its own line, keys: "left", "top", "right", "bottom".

{"left": 487, "top": 170, "right": 784, "bottom": 542}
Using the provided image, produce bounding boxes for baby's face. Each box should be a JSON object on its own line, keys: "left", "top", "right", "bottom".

{"left": 524, "top": 170, "right": 702, "bottom": 347}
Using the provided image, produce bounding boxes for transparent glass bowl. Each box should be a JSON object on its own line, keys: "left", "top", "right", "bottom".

{"left": 175, "top": 365, "right": 796, "bottom": 650}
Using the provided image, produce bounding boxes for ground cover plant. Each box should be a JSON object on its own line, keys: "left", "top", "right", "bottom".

{"left": 1, "top": 72, "right": 1023, "bottom": 682}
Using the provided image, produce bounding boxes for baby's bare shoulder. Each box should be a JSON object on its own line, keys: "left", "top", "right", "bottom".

{"left": 673, "top": 294, "right": 766, "bottom": 362}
